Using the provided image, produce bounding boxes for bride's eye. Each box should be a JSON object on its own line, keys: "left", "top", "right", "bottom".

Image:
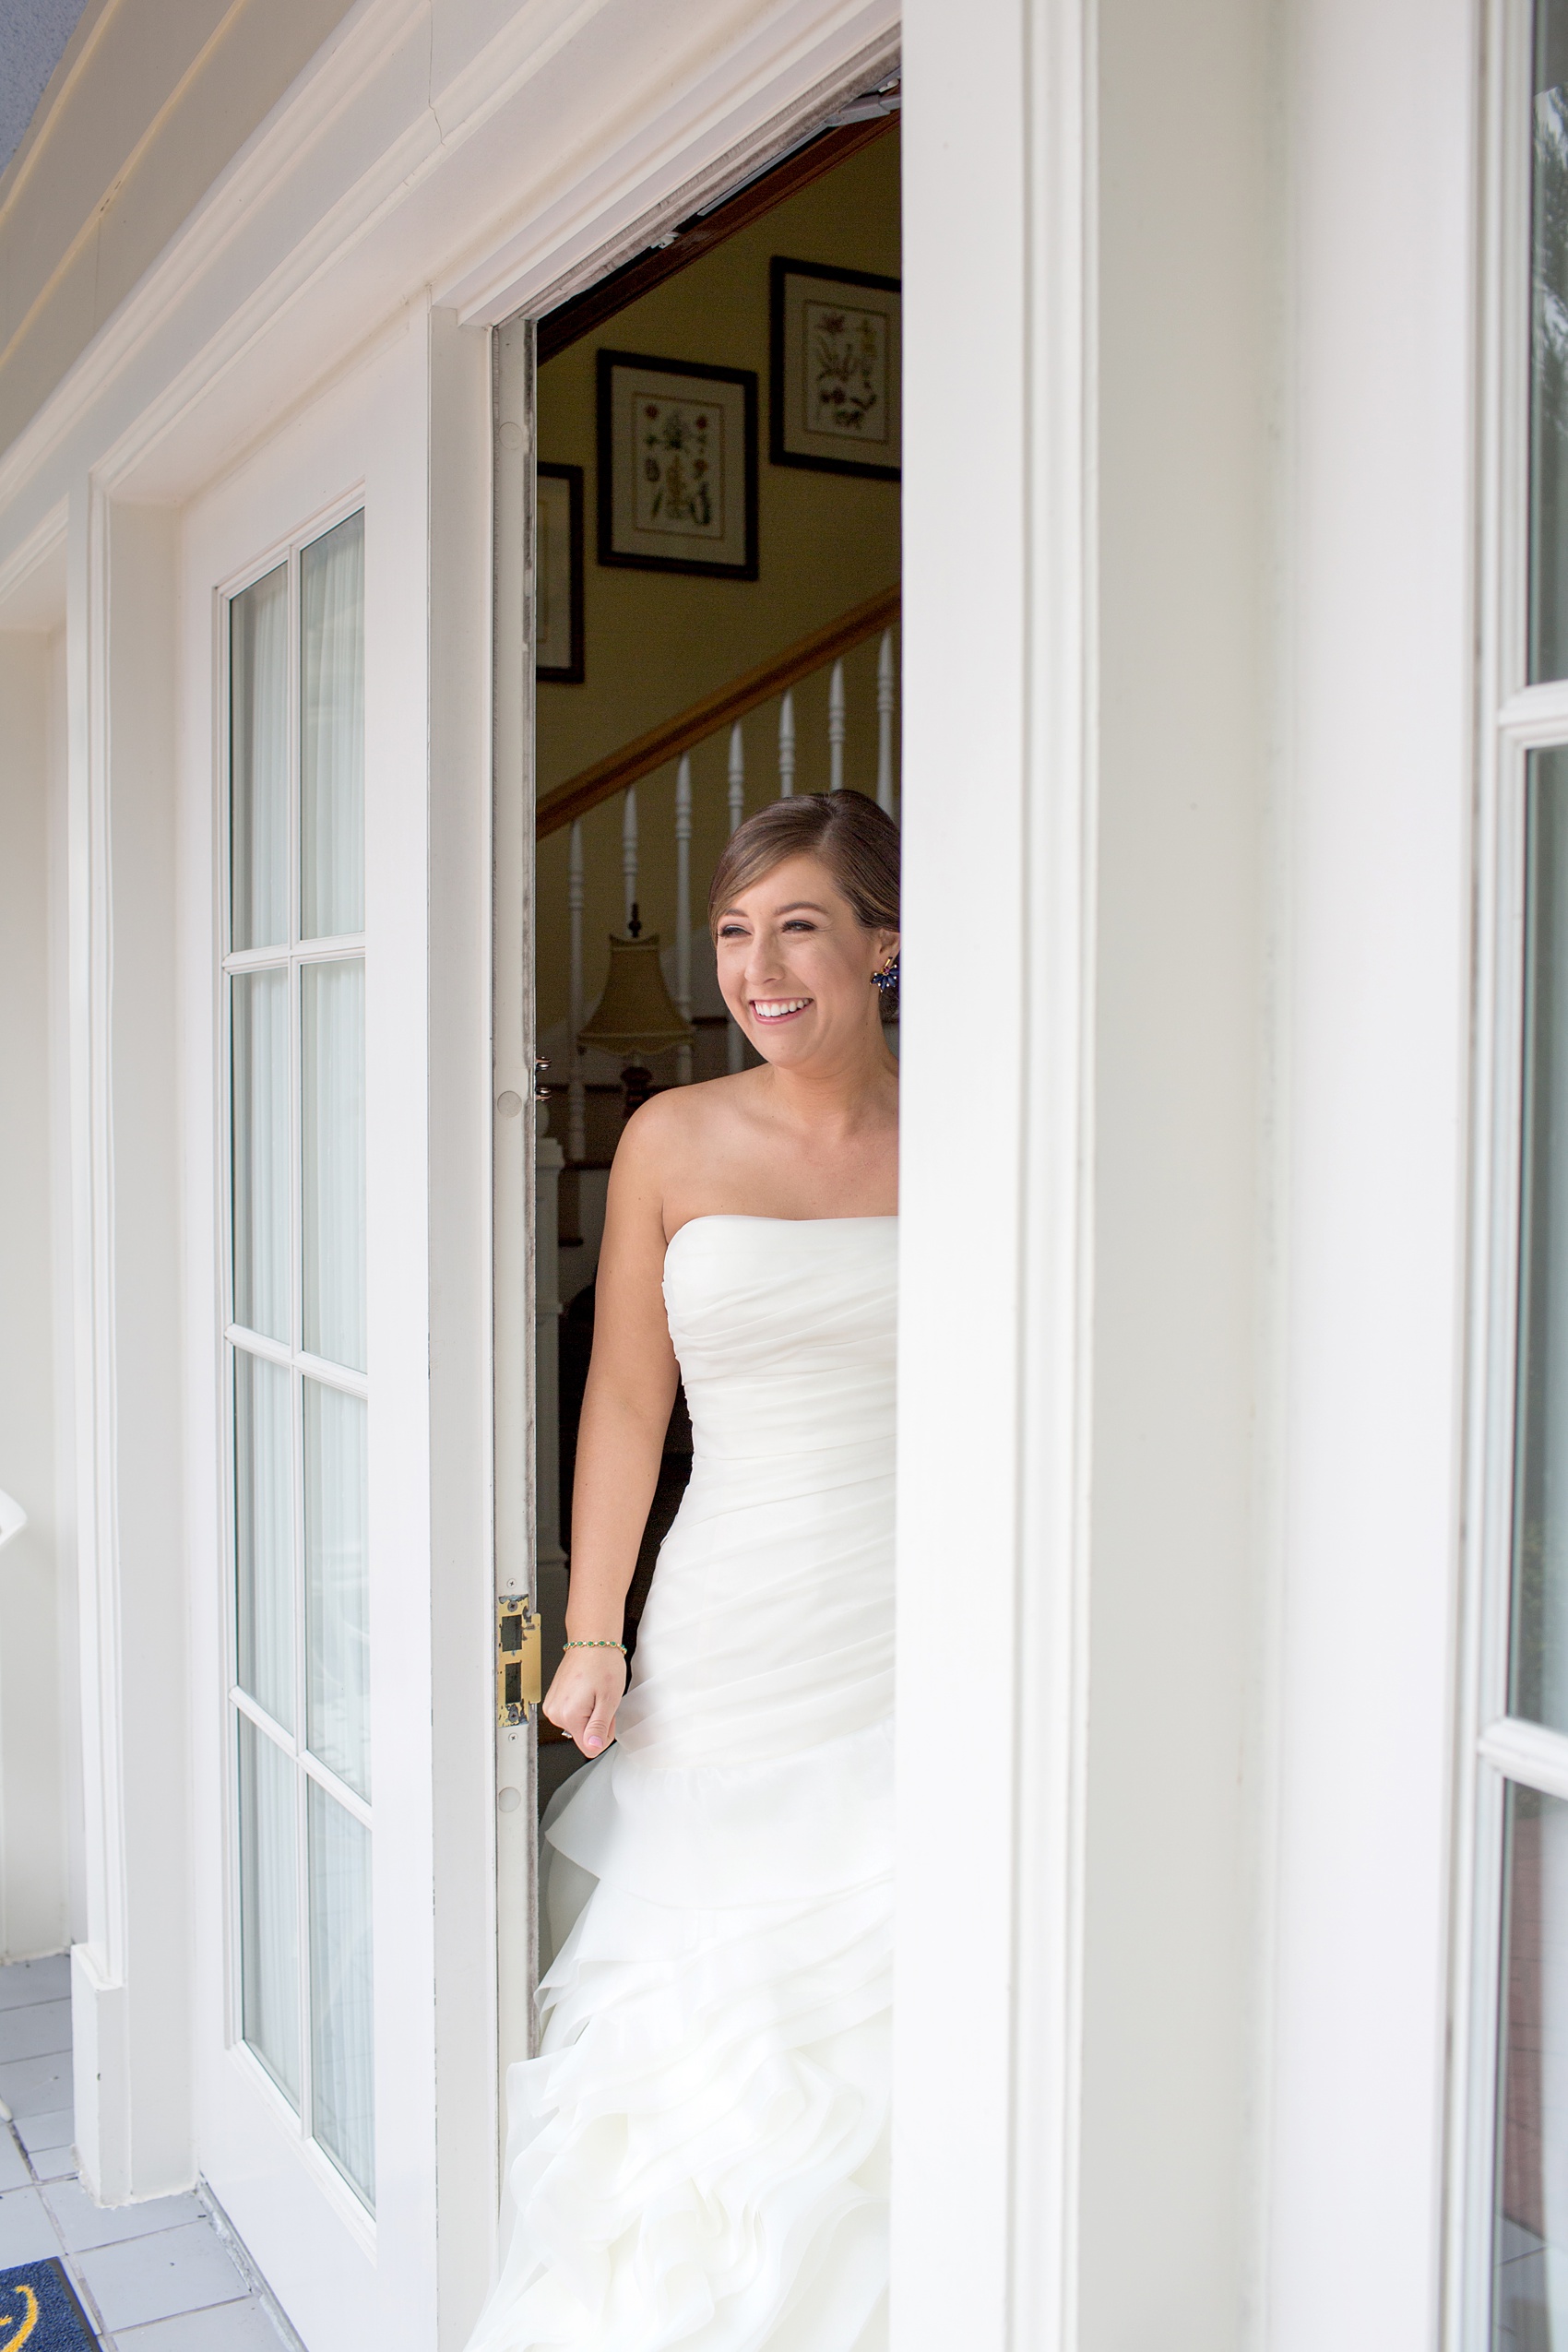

{"left": 718, "top": 923, "right": 747, "bottom": 939}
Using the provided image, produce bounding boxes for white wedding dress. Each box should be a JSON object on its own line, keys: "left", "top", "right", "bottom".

{"left": 467, "top": 1214, "right": 897, "bottom": 2352}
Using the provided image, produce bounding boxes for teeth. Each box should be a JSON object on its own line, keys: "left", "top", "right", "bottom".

{"left": 754, "top": 998, "right": 809, "bottom": 1020}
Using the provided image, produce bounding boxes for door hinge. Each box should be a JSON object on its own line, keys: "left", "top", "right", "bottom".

{"left": 496, "top": 1594, "right": 541, "bottom": 1724}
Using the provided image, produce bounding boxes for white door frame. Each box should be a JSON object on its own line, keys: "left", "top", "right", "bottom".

{"left": 480, "top": 10, "right": 1098, "bottom": 2346}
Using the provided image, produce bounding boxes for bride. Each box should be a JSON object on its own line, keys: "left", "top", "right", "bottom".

{"left": 467, "top": 787, "right": 900, "bottom": 2352}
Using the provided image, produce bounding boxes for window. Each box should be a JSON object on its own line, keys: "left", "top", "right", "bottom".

{"left": 224, "top": 509, "right": 374, "bottom": 2210}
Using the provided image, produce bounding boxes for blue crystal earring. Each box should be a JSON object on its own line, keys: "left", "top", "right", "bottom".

{"left": 873, "top": 953, "right": 899, "bottom": 996}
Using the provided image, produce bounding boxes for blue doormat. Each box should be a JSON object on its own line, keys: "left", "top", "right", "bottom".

{"left": 0, "top": 2259, "right": 99, "bottom": 2348}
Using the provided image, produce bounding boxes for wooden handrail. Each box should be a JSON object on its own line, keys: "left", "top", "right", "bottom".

{"left": 535, "top": 584, "right": 900, "bottom": 839}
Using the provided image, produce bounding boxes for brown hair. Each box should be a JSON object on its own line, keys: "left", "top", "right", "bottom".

{"left": 707, "top": 789, "right": 899, "bottom": 937}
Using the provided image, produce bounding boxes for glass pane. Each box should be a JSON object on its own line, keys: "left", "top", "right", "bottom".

{"left": 238, "top": 1715, "right": 300, "bottom": 2108}
{"left": 231, "top": 565, "right": 289, "bottom": 948}
{"left": 1515, "top": 751, "right": 1568, "bottom": 1730}
{"left": 305, "top": 1382, "right": 369, "bottom": 1799}
{"left": 1493, "top": 1782, "right": 1568, "bottom": 2344}
{"left": 301, "top": 512, "right": 364, "bottom": 940}
{"left": 231, "top": 969, "right": 290, "bottom": 1343}
{"left": 302, "top": 958, "right": 366, "bottom": 1372}
{"left": 234, "top": 1352, "right": 294, "bottom": 1731}
{"left": 308, "top": 1781, "right": 374, "bottom": 2205}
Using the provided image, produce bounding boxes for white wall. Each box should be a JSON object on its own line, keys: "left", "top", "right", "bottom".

{"left": 65, "top": 496, "right": 192, "bottom": 2204}
{"left": 0, "top": 627, "right": 71, "bottom": 1962}
{"left": 0, "top": 0, "right": 1492, "bottom": 2338}
{"left": 1265, "top": 0, "right": 1477, "bottom": 2341}
{"left": 1083, "top": 0, "right": 1272, "bottom": 2341}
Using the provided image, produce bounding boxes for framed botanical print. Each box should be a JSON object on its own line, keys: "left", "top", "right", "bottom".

{"left": 769, "top": 257, "right": 902, "bottom": 481}
{"left": 536, "top": 462, "right": 585, "bottom": 682}
{"left": 596, "top": 350, "right": 759, "bottom": 579}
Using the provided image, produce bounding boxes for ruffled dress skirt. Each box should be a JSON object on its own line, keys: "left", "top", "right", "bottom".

{"left": 465, "top": 1216, "right": 897, "bottom": 2352}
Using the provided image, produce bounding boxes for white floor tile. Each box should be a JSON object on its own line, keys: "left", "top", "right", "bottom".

{"left": 0, "top": 1956, "right": 70, "bottom": 2012}
{"left": 27, "top": 2144, "right": 78, "bottom": 2184}
{"left": 0, "top": 1998, "right": 72, "bottom": 2064}
{"left": 43, "top": 2179, "right": 203, "bottom": 2253}
{"left": 0, "top": 2185, "right": 63, "bottom": 2264}
{"left": 78, "top": 2220, "right": 247, "bottom": 2330}
{"left": 16, "top": 2107, "right": 74, "bottom": 2156}
{"left": 0, "top": 2130, "right": 30, "bottom": 2192}
{"left": 114, "top": 2299, "right": 290, "bottom": 2350}
{"left": 0, "top": 2050, "right": 72, "bottom": 2120}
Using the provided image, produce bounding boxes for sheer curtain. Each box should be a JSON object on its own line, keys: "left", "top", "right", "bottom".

{"left": 235, "top": 1352, "right": 293, "bottom": 1728}
{"left": 231, "top": 566, "right": 288, "bottom": 949}
{"left": 302, "top": 959, "right": 366, "bottom": 1372}
{"left": 300, "top": 512, "right": 373, "bottom": 2201}
{"left": 305, "top": 1380, "right": 369, "bottom": 1798}
{"left": 309, "top": 1782, "right": 374, "bottom": 2203}
{"left": 232, "top": 971, "right": 289, "bottom": 1342}
{"left": 240, "top": 1716, "right": 301, "bottom": 2106}
{"left": 302, "top": 512, "right": 364, "bottom": 940}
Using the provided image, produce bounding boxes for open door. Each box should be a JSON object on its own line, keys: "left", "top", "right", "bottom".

{"left": 491, "top": 72, "right": 901, "bottom": 2105}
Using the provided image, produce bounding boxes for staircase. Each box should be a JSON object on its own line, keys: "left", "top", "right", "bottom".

{"left": 537, "top": 585, "right": 900, "bottom": 1160}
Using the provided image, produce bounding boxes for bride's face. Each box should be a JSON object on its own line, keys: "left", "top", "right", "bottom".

{"left": 714, "top": 851, "right": 898, "bottom": 1069}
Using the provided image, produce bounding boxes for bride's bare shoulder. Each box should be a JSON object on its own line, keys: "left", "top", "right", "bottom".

{"left": 616, "top": 1071, "right": 754, "bottom": 1169}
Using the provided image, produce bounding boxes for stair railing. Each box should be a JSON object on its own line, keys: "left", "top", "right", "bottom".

{"left": 544, "top": 588, "right": 899, "bottom": 1159}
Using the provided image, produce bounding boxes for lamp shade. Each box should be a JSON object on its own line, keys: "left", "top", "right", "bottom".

{"left": 577, "top": 932, "right": 695, "bottom": 1058}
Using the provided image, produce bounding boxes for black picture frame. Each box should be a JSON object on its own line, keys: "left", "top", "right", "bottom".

{"left": 536, "top": 461, "right": 586, "bottom": 683}
{"left": 596, "top": 350, "right": 759, "bottom": 580}
{"left": 769, "top": 256, "right": 902, "bottom": 482}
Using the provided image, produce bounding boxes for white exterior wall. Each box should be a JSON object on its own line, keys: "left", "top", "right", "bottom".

{"left": 0, "top": 623, "right": 73, "bottom": 1965}
{"left": 1085, "top": 0, "right": 1271, "bottom": 2337}
{"left": 0, "top": 0, "right": 1494, "bottom": 2343}
{"left": 1266, "top": 0, "right": 1478, "bottom": 2340}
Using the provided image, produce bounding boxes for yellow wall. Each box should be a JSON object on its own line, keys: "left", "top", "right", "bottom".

{"left": 535, "top": 126, "right": 901, "bottom": 1045}
{"left": 0, "top": 0, "right": 353, "bottom": 459}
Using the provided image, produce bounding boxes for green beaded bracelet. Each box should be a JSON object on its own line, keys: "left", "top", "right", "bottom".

{"left": 564, "top": 1638, "right": 626, "bottom": 1656}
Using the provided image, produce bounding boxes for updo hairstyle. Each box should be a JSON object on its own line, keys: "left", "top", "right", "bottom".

{"left": 707, "top": 789, "right": 900, "bottom": 941}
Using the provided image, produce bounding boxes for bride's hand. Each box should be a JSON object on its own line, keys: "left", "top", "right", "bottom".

{"left": 542, "top": 1647, "right": 628, "bottom": 1758}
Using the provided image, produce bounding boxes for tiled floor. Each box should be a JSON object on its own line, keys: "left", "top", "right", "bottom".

{"left": 0, "top": 1955, "right": 298, "bottom": 2349}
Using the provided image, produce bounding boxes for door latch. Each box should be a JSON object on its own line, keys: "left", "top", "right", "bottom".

{"left": 496, "top": 1594, "right": 541, "bottom": 1724}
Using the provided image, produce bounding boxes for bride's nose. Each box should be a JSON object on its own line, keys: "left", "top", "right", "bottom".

{"left": 743, "top": 934, "right": 786, "bottom": 988}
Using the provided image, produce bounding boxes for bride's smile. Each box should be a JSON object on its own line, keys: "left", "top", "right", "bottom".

{"left": 713, "top": 849, "right": 898, "bottom": 1071}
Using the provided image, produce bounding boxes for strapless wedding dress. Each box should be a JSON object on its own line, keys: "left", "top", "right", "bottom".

{"left": 467, "top": 1215, "right": 896, "bottom": 2352}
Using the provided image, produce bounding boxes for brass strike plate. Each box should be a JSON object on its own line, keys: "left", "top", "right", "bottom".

{"left": 496, "top": 1595, "right": 541, "bottom": 1725}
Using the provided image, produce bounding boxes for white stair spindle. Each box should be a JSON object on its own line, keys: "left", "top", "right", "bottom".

{"left": 727, "top": 722, "right": 745, "bottom": 836}
{"left": 728, "top": 724, "right": 745, "bottom": 1073}
{"left": 828, "top": 659, "right": 846, "bottom": 794}
{"left": 622, "top": 786, "right": 638, "bottom": 928}
{"left": 778, "top": 689, "right": 796, "bottom": 799}
{"left": 876, "top": 629, "right": 896, "bottom": 814}
{"left": 675, "top": 755, "right": 693, "bottom": 1085}
{"left": 567, "top": 819, "right": 586, "bottom": 1162}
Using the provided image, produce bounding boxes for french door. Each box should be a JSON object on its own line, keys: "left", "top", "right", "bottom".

{"left": 224, "top": 508, "right": 374, "bottom": 2212}
{"left": 1462, "top": 2, "right": 1568, "bottom": 2338}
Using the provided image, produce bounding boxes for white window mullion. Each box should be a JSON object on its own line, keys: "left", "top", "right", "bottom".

{"left": 1479, "top": 1716, "right": 1568, "bottom": 1803}
{"left": 299, "top": 1748, "right": 374, "bottom": 1834}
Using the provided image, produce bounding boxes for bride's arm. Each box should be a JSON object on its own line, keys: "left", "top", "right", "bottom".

{"left": 542, "top": 1108, "right": 679, "bottom": 1757}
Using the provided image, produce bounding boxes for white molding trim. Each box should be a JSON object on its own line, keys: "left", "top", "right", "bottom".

{"left": 444, "top": 10, "right": 899, "bottom": 325}
{"left": 0, "top": 0, "right": 897, "bottom": 524}
{"left": 893, "top": 2, "right": 1095, "bottom": 2346}
{"left": 1446, "top": 1, "right": 1531, "bottom": 2345}
{"left": 0, "top": 0, "right": 428, "bottom": 510}
{"left": 0, "top": 500, "right": 67, "bottom": 627}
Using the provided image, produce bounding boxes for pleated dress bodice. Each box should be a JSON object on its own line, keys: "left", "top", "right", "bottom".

{"left": 614, "top": 1214, "right": 897, "bottom": 1768}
